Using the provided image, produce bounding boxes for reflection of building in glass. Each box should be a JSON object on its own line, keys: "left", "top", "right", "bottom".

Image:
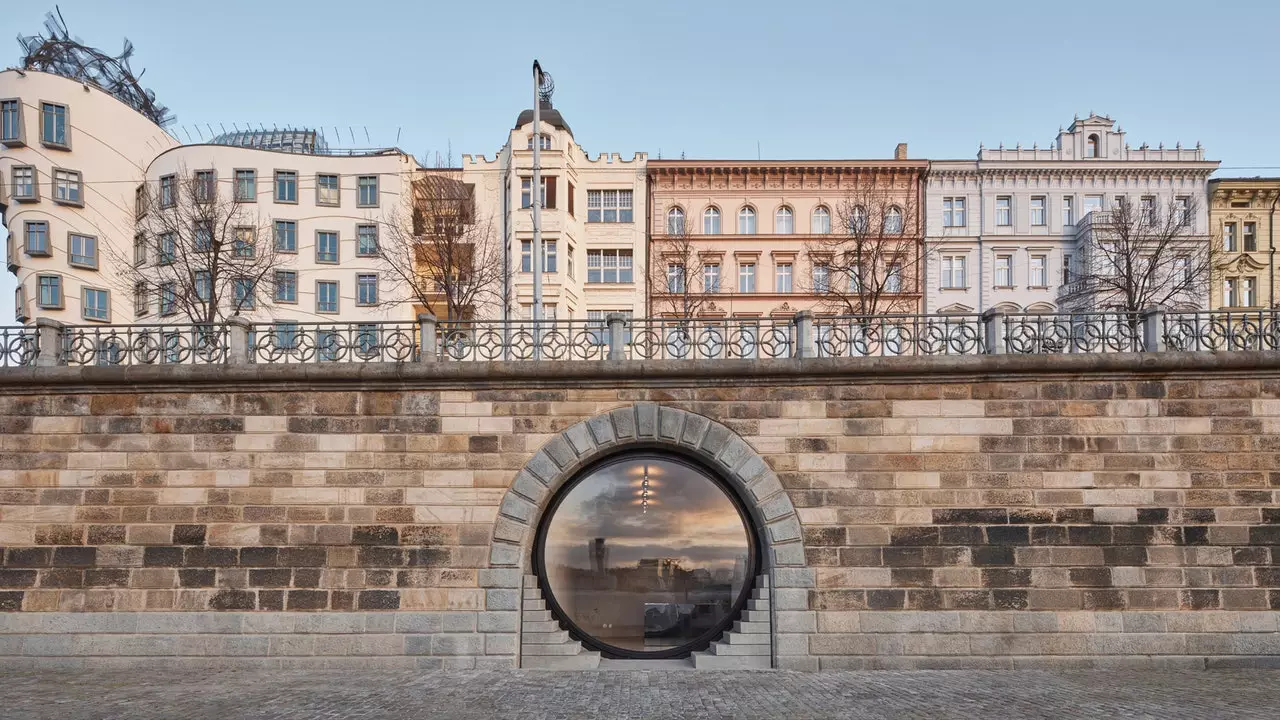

{"left": 638, "top": 557, "right": 679, "bottom": 582}
{"left": 589, "top": 537, "right": 609, "bottom": 573}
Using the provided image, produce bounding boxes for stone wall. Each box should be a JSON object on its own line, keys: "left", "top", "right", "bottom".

{"left": 0, "top": 353, "right": 1278, "bottom": 669}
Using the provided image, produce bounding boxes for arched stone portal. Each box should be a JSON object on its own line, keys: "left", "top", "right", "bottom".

{"left": 488, "top": 402, "right": 815, "bottom": 670}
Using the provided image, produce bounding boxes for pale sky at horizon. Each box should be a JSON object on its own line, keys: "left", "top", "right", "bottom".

{"left": 4, "top": 0, "right": 1280, "bottom": 322}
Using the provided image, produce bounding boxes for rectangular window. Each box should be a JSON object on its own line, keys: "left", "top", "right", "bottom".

{"left": 941, "top": 255, "right": 966, "bottom": 289}
{"left": 159, "top": 174, "right": 176, "bottom": 208}
{"left": 193, "top": 269, "right": 211, "bottom": 302}
{"left": 159, "top": 282, "right": 176, "bottom": 315}
{"left": 586, "top": 189, "right": 634, "bottom": 223}
{"left": 943, "top": 197, "right": 966, "bottom": 227}
{"left": 1224, "top": 222, "right": 1238, "bottom": 252}
{"left": 1063, "top": 254, "right": 1073, "bottom": 284}
{"left": 135, "top": 184, "right": 148, "bottom": 218}
{"left": 40, "top": 102, "right": 67, "bottom": 147}
{"left": 521, "top": 177, "right": 548, "bottom": 209}
{"left": 1243, "top": 277, "right": 1257, "bottom": 307}
{"left": 704, "top": 263, "right": 721, "bottom": 293}
{"left": 885, "top": 263, "right": 903, "bottom": 293}
{"left": 357, "top": 274, "right": 378, "bottom": 305}
{"left": 82, "top": 287, "right": 108, "bottom": 321}
{"left": 316, "top": 281, "right": 339, "bottom": 313}
{"left": 24, "top": 221, "right": 50, "bottom": 256}
{"left": 316, "top": 173, "right": 339, "bottom": 206}
{"left": 274, "top": 220, "right": 297, "bottom": 252}
{"left": 1175, "top": 196, "right": 1191, "bottom": 226}
{"left": 37, "top": 275, "right": 62, "bottom": 308}
{"left": 53, "top": 169, "right": 82, "bottom": 205}
{"left": 234, "top": 227, "right": 256, "bottom": 258}
{"left": 1174, "top": 255, "right": 1190, "bottom": 284}
{"left": 194, "top": 170, "right": 216, "bottom": 203}
{"left": 585, "top": 249, "right": 634, "bottom": 283}
{"left": 194, "top": 220, "right": 213, "bottom": 251}
{"left": 1084, "top": 195, "right": 1103, "bottom": 217}
{"left": 357, "top": 176, "right": 378, "bottom": 207}
{"left": 134, "top": 282, "right": 148, "bottom": 317}
{"left": 274, "top": 322, "right": 299, "bottom": 350}
{"left": 776, "top": 262, "right": 793, "bottom": 293}
{"left": 12, "top": 165, "right": 37, "bottom": 200}
{"left": 233, "top": 278, "right": 255, "bottom": 310}
{"left": 316, "top": 231, "right": 339, "bottom": 263}
{"left": 995, "top": 197, "right": 1011, "bottom": 226}
{"left": 1113, "top": 196, "right": 1127, "bottom": 211}
{"left": 666, "top": 263, "right": 686, "bottom": 293}
{"left": 1225, "top": 278, "right": 1238, "bottom": 307}
{"left": 1141, "top": 196, "right": 1157, "bottom": 224}
{"left": 1030, "top": 197, "right": 1046, "bottom": 226}
{"left": 1244, "top": 222, "right": 1258, "bottom": 252}
{"left": 1062, "top": 196, "right": 1075, "bottom": 226}
{"left": 68, "top": 233, "right": 97, "bottom": 269}
{"left": 274, "top": 270, "right": 297, "bottom": 303}
{"left": 738, "top": 263, "right": 756, "bottom": 293}
{"left": 234, "top": 169, "right": 256, "bottom": 201}
{"left": 275, "top": 171, "right": 297, "bottom": 203}
{"left": 357, "top": 224, "right": 379, "bottom": 256}
{"left": 1030, "top": 254, "right": 1047, "bottom": 287}
{"left": 813, "top": 264, "right": 829, "bottom": 293}
{"left": 0, "top": 99, "right": 21, "bottom": 144}
{"left": 995, "top": 254, "right": 1013, "bottom": 287}
{"left": 567, "top": 243, "right": 576, "bottom": 280}
{"left": 544, "top": 239, "right": 557, "bottom": 272}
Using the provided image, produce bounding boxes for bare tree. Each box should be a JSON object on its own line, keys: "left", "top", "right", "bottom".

{"left": 802, "top": 178, "right": 924, "bottom": 316}
{"left": 376, "top": 169, "right": 507, "bottom": 323}
{"left": 110, "top": 166, "right": 279, "bottom": 324}
{"left": 646, "top": 208, "right": 717, "bottom": 318}
{"left": 1066, "top": 196, "right": 1211, "bottom": 312}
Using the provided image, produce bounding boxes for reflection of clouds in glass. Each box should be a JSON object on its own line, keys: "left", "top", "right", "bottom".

{"left": 544, "top": 458, "right": 749, "bottom": 571}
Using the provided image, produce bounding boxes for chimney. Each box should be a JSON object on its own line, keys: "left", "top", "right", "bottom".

{"left": 894, "top": 143, "right": 908, "bottom": 160}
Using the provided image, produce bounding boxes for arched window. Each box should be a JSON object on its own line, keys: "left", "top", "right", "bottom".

{"left": 775, "top": 207, "right": 794, "bottom": 234}
{"left": 738, "top": 206, "right": 757, "bottom": 234}
{"left": 1086, "top": 134, "right": 1099, "bottom": 158}
{"left": 848, "top": 205, "right": 868, "bottom": 234}
{"left": 667, "top": 207, "right": 685, "bottom": 235}
{"left": 884, "top": 206, "right": 903, "bottom": 234}
{"left": 703, "top": 207, "right": 721, "bottom": 235}
{"left": 811, "top": 206, "right": 831, "bottom": 234}
{"left": 527, "top": 134, "right": 552, "bottom": 151}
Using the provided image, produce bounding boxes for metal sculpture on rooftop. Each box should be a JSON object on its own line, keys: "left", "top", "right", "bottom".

{"left": 17, "top": 9, "right": 173, "bottom": 127}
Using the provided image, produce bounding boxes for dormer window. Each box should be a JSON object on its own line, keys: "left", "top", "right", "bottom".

{"left": 527, "top": 134, "right": 552, "bottom": 151}
{"left": 1086, "top": 134, "right": 1099, "bottom": 158}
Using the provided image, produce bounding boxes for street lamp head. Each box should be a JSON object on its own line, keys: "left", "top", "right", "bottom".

{"left": 533, "top": 60, "right": 555, "bottom": 104}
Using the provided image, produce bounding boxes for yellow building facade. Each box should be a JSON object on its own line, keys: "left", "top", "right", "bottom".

{"left": 1209, "top": 178, "right": 1280, "bottom": 310}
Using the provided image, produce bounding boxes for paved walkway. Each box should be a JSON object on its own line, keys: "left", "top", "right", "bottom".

{"left": 4, "top": 669, "right": 1278, "bottom": 719}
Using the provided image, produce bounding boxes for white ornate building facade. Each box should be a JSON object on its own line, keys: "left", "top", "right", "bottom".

{"left": 924, "top": 115, "right": 1219, "bottom": 314}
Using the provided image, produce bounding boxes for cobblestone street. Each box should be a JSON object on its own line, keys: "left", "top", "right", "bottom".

{"left": 3, "top": 668, "right": 1278, "bottom": 719}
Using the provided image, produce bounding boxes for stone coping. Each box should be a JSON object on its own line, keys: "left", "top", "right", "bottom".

{"left": 3, "top": 351, "right": 1280, "bottom": 392}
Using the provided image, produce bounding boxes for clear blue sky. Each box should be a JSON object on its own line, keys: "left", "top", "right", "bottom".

{"left": 4, "top": 0, "right": 1280, "bottom": 322}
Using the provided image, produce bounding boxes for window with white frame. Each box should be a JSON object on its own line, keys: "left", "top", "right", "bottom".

{"left": 586, "top": 249, "right": 634, "bottom": 283}
{"left": 1243, "top": 277, "right": 1257, "bottom": 306}
{"left": 995, "top": 196, "right": 1011, "bottom": 226}
{"left": 527, "top": 134, "right": 551, "bottom": 150}
{"left": 1062, "top": 196, "right": 1075, "bottom": 226}
{"left": 316, "top": 231, "right": 339, "bottom": 263}
{"left": 317, "top": 173, "right": 339, "bottom": 206}
{"left": 943, "top": 197, "right": 965, "bottom": 227}
{"left": 158, "top": 232, "right": 176, "bottom": 264}
{"left": 1112, "top": 195, "right": 1127, "bottom": 211}
{"left": 195, "top": 270, "right": 211, "bottom": 301}
{"left": 274, "top": 271, "right": 297, "bottom": 303}
{"left": 667, "top": 207, "right": 685, "bottom": 234}
{"left": 520, "top": 240, "right": 557, "bottom": 273}
{"left": 12, "top": 165, "right": 36, "bottom": 200}
{"left": 25, "top": 221, "right": 50, "bottom": 256}
{"left": 316, "top": 281, "right": 339, "bottom": 313}
{"left": 274, "top": 220, "right": 297, "bottom": 252}
{"left": 848, "top": 206, "right": 868, "bottom": 234}
{"left": 82, "top": 288, "right": 108, "bottom": 321}
{"left": 41, "top": 102, "right": 67, "bottom": 147}
{"left": 53, "top": 169, "right": 82, "bottom": 205}
{"left": 1244, "top": 222, "right": 1258, "bottom": 252}
{"left": 159, "top": 282, "right": 176, "bottom": 315}
{"left": 884, "top": 207, "right": 903, "bottom": 234}
{"left": 1063, "top": 254, "right": 1073, "bottom": 284}
{"left": 994, "top": 254, "right": 1013, "bottom": 287}
{"left": 1175, "top": 196, "right": 1191, "bottom": 226}
{"left": 233, "top": 278, "right": 256, "bottom": 310}
{"left": 567, "top": 242, "right": 575, "bottom": 280}
{"left": 194, "top": 170, "right": 216, "bottom": 203}
{"left": 812, "top": 206, "right": 831, "bottom": 234}
{"left": 357, "top": 224, "right": 378, "bottom": 256}
{"left": 586, "top": 189, "right": 632, "bottom": 222}
{"left": 275, "top": 171, "right": 297, "bottom": 203}
{"left": 885, "top": 263, "right": 902, "bottom": 293}
{"left": 1084, "top": 195, "right": 1103, "bottom": 217}
{"left": 194, "top": 220, "right": 213, "bottom": 251}
{"left": 357, "top": 176, "right": 378, "bottom": 207}
{"left": 1225, "top": 278, "right": 1239, "bottom": 307}
{"left": 234, "top": 169, "right": 256, "bottom": 201}
{"left": 1030, "top": 254, "right": 1047, "bottom": 287}
{"left": 1224, "top": 222, "right": 1238, "bottom": 252}
{"left": 1140, "top": 196, "right": 1157, "bottom": 224}
{"left": 703, "top": 263, "right": 721, "bottom": 293}
{"left": 813, "top": 264, "right": 830, "bottom": 293}
{"left": 1030, "top": 197, "right": 1046, "bottom": 226}
{"left": 941, "top": 255, "right": 966, "bottom": 289}
{"left": 69, "top": 233, "right": 97, "bottom": 269}
{"left": 234, "top": 227, "right": 256, "bottom": 258}
{"left": 357, "top": 274, "right": 378, "bottom": 305}
{"left": 274, "top": 322, "right": 300, "bottom": 350}
{"left": 775, "top": 207, "right": 794, "bottom": 234}
{"left": 1174, "top": 255, "right": 1190, "bottom": 284}
{"left": 38, "top": 275, "right": 63, "bottom": 308}
{"left": 776, "top": 262, "right": 793, "bottom": 292}
{"left": 666, "top": 263, "right": 686, "bottom": 293}
{"left": 159, "top": 174, "right": 176, "bottom": 207}
{"left": 738, "top": 207, "right": 757, "bottom": 234}
{"left": 703, "top": 207, "right": 721, "bottom": 234}
{"left": 738, "top": 263, "right": 756, "bottom": 292}
{"left": 521, "top": 177, "right": 547, "bottom": 209}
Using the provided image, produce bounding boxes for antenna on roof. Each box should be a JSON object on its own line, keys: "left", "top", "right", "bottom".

{"left": 219, "top": 123, "right": 226, "bottom": 134}
{"left": 348, "top": 127, "right": 355, "bottom": 144}
{"left": 364, "top": 126, "right": 370, "bottom": 143}
{"left": 757, "top": 141, "right": 761, "bottom": 161}
{"left": 395, "top": 127, "right": 401, "bottom": 143}
{"left": 181, "top": 126, "right": 192, "bottom": 142}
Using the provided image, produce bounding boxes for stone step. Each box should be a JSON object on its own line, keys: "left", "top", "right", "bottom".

{"left": 523, "top": 651, "right": 601, "bottom": 670}
{"left": 523, "top": 588, "right": 542, "bottom": 600}
{"left": 747, "top": 599, "right": 770, "bottom": 612}
{"left": 521, "top": 642, "right": 585, "bottom": 656}
{"left": 523, "top": 575, "right": 539, "bottom": 586}
{"left": 522, "top": 630, "right": 570, "bottom": 644}
{"left": 751, "top": 590, "right": 770, "bottom": 601}
{"left": 708, "top": 641, "right": 770, "bottom": 657}
{"left": 724, "top": 631, "right": 771, "bottom": 645}
{"left": 692, "top": 651, "right": 770, "bottom": 670}
{"left": 756, "top": 575, "right": 769, "bottom": 588}
{"left": 733, "top": 620, "right": 770, "bottom": 635}
{"left": 523, "top": 599, "right": 546, "bottom": 612}
{"left": 741, "top": 610, "right": 769, "bottom": 623}
{"left": 522, "top": 620, "right": 561, "bottom": 633}
{"left": 522, "top": 610, "right": 552, "bottom": 622}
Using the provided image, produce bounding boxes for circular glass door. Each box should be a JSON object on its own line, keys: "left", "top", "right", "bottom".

{"left": 535, "top": 454, "right": 756, "bottom": 658}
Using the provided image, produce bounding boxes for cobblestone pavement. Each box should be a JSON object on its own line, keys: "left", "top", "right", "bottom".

{"left": 3, "top": 668, "right": 1278, "bottom": 719}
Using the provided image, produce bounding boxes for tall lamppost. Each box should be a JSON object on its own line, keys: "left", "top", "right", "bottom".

{"left": 531, "top": 61, "right": 554, "bottom": 355}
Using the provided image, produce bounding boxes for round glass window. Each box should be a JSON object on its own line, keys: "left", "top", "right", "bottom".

{"left": 535, "top": 454, "right": 756, "bottom": 658}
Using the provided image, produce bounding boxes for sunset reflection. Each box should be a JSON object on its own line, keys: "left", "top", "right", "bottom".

{"left": 540, "top": 456, "right": 752, "bottom": 656}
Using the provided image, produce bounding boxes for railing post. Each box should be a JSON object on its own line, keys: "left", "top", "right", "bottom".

{"left": 418, "top": 313, "right": 438, "bottom": 362}
{"left": 606, "top": 313, "right": 627, "bottom": 361}
{"left": 1139, "top": 307, "right": 1166, "bottom": 353}
{"left": 226, "top": 317, "right": 252, "bottom": 365}
{"left": 793, "top": 311, "right": 815, "bottom": 359}
{"left": 981, "top": 309, "right": 1006, "bottom": 355}
{"left": 34, "top": 318, "right": 66, "bottom": 367}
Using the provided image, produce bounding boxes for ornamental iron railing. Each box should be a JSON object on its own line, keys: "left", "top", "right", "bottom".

{"left": 3, "top": 309, "right": 1280, "bottom": 368}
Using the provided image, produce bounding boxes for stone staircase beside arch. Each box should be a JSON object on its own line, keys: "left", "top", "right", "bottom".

{"left": 520, "top": 575, "right": 601, "bottom": 670}
{"left": 692, "top": 575, "right": 773, "bottom": 669}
